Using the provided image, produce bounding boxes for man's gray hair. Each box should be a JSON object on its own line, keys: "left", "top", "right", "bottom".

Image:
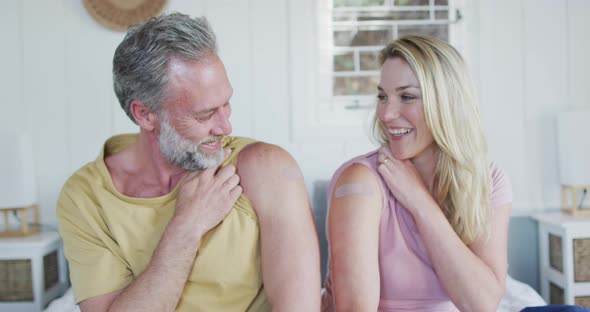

{"left": 113, "top": 13, "right": 217, "bottom": 123}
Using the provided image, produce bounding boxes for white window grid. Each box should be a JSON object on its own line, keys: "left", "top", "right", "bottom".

{"left": 325, "top": 0, "right": 459, "bottom": 110}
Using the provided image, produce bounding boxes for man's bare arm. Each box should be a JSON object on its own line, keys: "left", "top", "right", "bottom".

{"left": 238, "top": 143, "right": 321, "bottom": 311}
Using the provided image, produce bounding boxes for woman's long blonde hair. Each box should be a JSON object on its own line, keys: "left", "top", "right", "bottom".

{"left": 374, "top": 35, "right": 491, "bottom": 244}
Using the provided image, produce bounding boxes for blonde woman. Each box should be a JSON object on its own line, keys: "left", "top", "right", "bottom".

{"left": 321, "top": 35, "right": 512, "bottom": 312}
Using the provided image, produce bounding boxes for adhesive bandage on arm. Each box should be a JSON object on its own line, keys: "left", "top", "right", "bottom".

{"left": 334, "top": 182, "right": 374, "bottom": 198}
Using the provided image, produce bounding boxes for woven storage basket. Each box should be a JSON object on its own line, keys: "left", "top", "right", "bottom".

{"left": 575, "top": 296, "right": 590, "bottom": 308}
{"left": 574, "top": 238, "right": 590, "bottom": 282}
{"left": 0, "top": 259, "right": 33, "bottom": 301}
{"left": 549, "top": 233, "right": 564, "bottom": 272}
{"left": 550, "top": 282, "right": 564, "bottom": 304}
{"left": 43, "top": 251, "right": 59, "bottom": 290}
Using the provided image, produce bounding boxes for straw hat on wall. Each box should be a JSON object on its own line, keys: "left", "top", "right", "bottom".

{"left": 83, "top": 0, "right": 168, "bottom": 32}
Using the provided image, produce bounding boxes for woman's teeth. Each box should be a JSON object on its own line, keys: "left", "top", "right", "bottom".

{"left": 389, "top": 129, "right": 413, "bottom": 136}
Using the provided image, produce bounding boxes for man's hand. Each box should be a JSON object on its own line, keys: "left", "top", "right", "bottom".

{"left": 174, "top": 149, "right": 243, "bottom": 236}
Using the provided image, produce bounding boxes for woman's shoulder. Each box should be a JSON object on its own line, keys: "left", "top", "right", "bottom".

{"left": 335, "top": 162, "right": 380, "bottom": 186}
{"left": 327, "top": 150, "right": 385, "bottom": 205}
{"left": 332, "top": 150, "right": 380, "bottom": 180}
{"left": 488, "top": 161, "right": 512, "bottom": 208}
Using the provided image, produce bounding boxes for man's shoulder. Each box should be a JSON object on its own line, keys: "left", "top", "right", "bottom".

{"left": 56, "top": 161, "right": 103, "bottom": 222}
{"left": 237, "top": 141, "right": 296, "bottom": 175}
{"left": 64, "top": 160, "right": 101, "bottom": 188}
{"left": 235, "top": 141, "right": 300, "bottom": 195}
{"left": 62, "top": 133, "right": 135, "bottom": 196}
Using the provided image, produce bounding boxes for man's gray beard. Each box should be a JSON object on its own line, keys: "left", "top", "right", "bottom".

{"left": 158, "top": 117, "right": 224, "bottom": 170}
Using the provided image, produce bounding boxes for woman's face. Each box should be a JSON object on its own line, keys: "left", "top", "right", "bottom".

{"left": 376, "top": 57, "right": 436, "bottom": 161}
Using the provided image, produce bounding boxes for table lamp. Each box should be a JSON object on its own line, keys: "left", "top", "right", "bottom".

{"left": 0, "top": 133, "right": 39, "bottom": 236}
{"left": 557, "top": 110, "right": 590, "bottom": 215}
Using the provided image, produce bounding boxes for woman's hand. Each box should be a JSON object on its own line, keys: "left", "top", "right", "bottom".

{"left": 376, "top": 146, "right": 436, "bottom": 214}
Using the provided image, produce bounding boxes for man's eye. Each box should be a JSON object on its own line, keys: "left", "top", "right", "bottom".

{"left": 196, "top": 114, "right": 213, "bottom": 122}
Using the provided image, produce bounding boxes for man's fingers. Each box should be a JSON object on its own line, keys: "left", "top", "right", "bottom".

{"left": 229, "top": 185, "right": 243, "bottom": 201}
{"left": 225, "top": 174, "right": 240, "bottom": 190}
{"left": 216, "top": 164, "right": 236, "bottom": 182}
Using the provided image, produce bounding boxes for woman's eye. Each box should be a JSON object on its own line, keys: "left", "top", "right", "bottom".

{"left": 377, "top": 94, "right": 388, "bottom": 103}
{"left": 401, "top": 94, "right": 416, "bottom": 102}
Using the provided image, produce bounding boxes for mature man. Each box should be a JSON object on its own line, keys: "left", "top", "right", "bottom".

{"left": 57, "top": 13, "right": 320, "bottom": 311}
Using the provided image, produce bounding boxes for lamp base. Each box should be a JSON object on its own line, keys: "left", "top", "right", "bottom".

{"left": 561, "top": 185, "right": 590, "bottom": 216}
{"left": 0, "top": 204, "right": 40, "bottom": 237}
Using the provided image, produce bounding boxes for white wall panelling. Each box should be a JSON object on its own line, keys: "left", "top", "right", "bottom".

{"left": 522, "top": 0, "right": 568, "bottom": 212}
{"left": 0, "top": 0, "right": 23, "bottom": 133}
{"left": 1, "top": 0, "right": 589, "bottom": 226}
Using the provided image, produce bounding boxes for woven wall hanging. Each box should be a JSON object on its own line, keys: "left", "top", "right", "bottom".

{"left": 83, "top": 0, "right": 168, "bottom": 32}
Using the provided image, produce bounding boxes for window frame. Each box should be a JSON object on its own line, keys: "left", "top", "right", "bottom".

{"left": 288, "top": 0, "right": 468, "bottom": 142}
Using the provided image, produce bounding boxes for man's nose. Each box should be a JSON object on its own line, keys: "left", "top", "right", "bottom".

{"left": 211, "top": 108, "right": 232, "bottom": 136}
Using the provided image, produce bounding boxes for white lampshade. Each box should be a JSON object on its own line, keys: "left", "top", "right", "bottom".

{"left": 557, "top": 110, "right": 590, "bottom": 186}
{"left": 0, "top": 133, "right": 37, "bottom": 208}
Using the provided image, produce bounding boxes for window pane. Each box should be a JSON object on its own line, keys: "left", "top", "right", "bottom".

{"left": 334, "top": 29, "right": 392, "bottom": 46}
{"left": 359, "top": 51, "right": 380, "bottom": 70}
{"left": 396, "top": 0, "right": 429, "bottom": 6}
{"left": 334, "top": 76, "right": 380, "bottom": 96}
{"left": 334, "top": 11, "right": 430, "bottom": 22}
{"left": 334, "top": 53, "right": 355, "bottom": 71}
{"left": 435, "top": 0, "right": 449, "bottom": 5}
{"left": 334, "top": 30, "right": 355, "bottom": 46}
{"left": 357, "top": 11, "right": 430, "bottom": 21}
{"left": 334, "top": 0, "right": 385, "bottom": 7}
{"left": 435, "top": 10, "right": 448, "bottom": 20}
{"left": 398, "top": 25, "right": 448, "bottom": 41}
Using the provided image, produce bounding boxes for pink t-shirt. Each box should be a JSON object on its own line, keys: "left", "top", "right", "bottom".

{"left": 322, "top": 150, "right": 512, "bottom": 312}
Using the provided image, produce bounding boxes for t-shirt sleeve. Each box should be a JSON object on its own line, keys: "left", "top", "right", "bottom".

{"left": 489, "top": 162, "right": 512, "bottom": 209}
{"left": 57, "top": 181, "right": 133, "bottom": 303}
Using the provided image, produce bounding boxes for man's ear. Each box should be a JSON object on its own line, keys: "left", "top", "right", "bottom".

{"left": 130, "top": 99, "right": 158, "bottom": 131}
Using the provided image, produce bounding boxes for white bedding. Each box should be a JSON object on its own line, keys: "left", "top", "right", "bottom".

{"left": 44, "top": 275, "right": 546, "bottom": 312}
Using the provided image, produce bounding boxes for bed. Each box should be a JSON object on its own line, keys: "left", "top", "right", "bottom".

{"left": 44, "top": 275, "right": 545, "bottom": 312}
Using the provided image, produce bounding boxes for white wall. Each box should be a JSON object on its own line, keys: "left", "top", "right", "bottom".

{"left": 0, "top": 0, "right": 589, "bottom": 226}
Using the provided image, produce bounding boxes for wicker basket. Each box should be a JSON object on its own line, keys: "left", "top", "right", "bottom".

{"left": 43, "top": 251, "right": 59, "bottom": 290}
{"left": 0, "top": 259, "right": 33, "bottom": 302}
{"left": 550, "top": 282, "right": 564, "bottom": 304}
{"left": 575, "top": 296, "right": 590, "bottom": 308}
{"left": 574, "top": 238, "right": 590, "bottom": 282}
{"left": 549, "top": 233, "right": 563, "bottom": 272}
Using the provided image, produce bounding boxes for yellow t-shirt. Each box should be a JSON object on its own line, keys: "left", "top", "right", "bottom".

{"left": 57, "top": 134, "right": 270, "bottom": 311}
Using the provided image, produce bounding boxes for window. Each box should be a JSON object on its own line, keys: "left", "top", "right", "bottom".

{"left": 321, "top": 0, "right": 460, "bottom": 110}
{"left": 288, "top": 0, "right": 464, "bottom": 140}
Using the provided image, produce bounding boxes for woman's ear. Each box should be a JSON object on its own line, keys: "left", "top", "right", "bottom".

{"left": 130, "top": 99, "right": 158, "bottom": 131}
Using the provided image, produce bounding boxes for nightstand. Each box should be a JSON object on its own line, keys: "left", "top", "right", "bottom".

{"left": 0, "top": 231, "right": 69, "bottom": 312}
{"left": 533, "top": 212, "right": 590, "bottom": 308}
